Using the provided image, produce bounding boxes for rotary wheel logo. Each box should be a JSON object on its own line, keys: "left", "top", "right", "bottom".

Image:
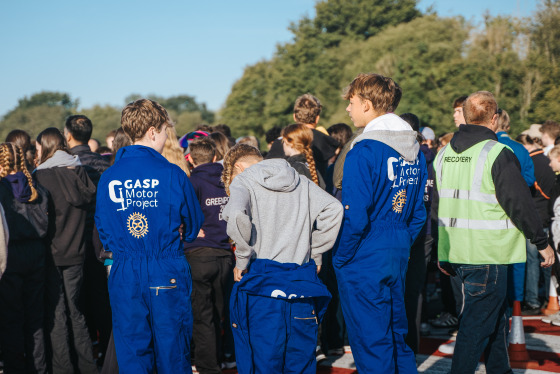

{"left": 127, "top": 212, "right": 148, "bottom": 238}
{"left": 392, "top": 189, "right": 407, "bottom": 213}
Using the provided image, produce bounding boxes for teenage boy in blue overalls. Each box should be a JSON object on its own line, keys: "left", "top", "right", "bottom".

{"left": 334, "top": 74, "right": 427, "bottom": 373}
{"left": 95, "top": 99, "right": 204, "bottom": 374}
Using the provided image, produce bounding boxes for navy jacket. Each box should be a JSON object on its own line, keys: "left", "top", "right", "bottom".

{"left": 184, "top": 162, "right": 230, "bottom": 252}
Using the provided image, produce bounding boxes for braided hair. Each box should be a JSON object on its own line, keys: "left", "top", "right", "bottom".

{"left": 221, "top": 144, "right": 262, "bottom": 196}
{"left": 0, "top": 143, "right": 38, "bottom": 202}
{"left": 282, "top": 124, "right": 319, "bottom": 185}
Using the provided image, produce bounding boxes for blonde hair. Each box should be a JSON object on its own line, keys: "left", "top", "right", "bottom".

{"left": 282, "top": 124, "right": 319, "bottom": 185}
{"left": 549, "top": 145, "right": 560, "bottom": 159}
{"left": 162, "top": 126, "right": 190, "bottom": 176}
{"left": 0, "top": 143, "right": 38, "bottom": 202}
{"left": 221, "top": 144, "right": 262, "bottom": 195}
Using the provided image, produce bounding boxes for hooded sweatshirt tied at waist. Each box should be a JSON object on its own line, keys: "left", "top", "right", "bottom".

{"left": 222, "top": 159, "right": 343, "bottom": 270}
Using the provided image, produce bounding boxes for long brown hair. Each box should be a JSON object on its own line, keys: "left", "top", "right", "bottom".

{"left": 282, "top": 124, "right": 319, "bottom": 185}
{"left": 209, "top": 131, "right": 230, "bottom": 162}
{"left": 0, "top": 143, "right": 38, "bottom": 201}
{"left": 36, "top": 127, "right": 70, "bottom": 164}
{"left": 221, "top": 144, "right": 262, "bottom": 196}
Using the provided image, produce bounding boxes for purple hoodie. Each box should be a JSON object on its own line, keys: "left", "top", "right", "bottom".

{"left": 184, "top": 162, "right": 231, "bottom": 252}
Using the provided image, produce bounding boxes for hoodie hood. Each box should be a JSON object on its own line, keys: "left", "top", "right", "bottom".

{"left": 242, "top": 159, "right": 299, "bottom": 193}
{"left": 3, "top": 172, "right": 32, "bottom": 203}
{"left": 352, "top": 130, "right": 420, "bottom": 162}
{"left": 36, "top": 150, "right": 81, "bottom": 170}
{"left": 450, "top": 124, "right": 497, "bottom": 154}
{"left": 190, "top": 162, "right": 224, "bottom": 186}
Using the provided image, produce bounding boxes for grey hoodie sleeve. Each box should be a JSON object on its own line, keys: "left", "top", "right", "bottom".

{"left": 222, "top": 181, "right": 254, "bottom": 271}
{"left": 308, "top": 181, "right": 344, "bottom": 265}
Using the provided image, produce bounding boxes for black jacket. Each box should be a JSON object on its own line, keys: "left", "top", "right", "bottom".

{"left": 266, "top": 128, "right": 339, "bottom": 178}
{"left": 286, "top": 153, "right": 326, "bottom": 190}
{"left": 35, "top": 166, "right": 96, "bottom": 266}
{"left": 529, "top": 149, "right": 556, "bottom": 227}
{"left": 449, "top": 125, "right": 548, "bottom": 250}
{"left": 69, "top": 145, "right": 110, "bottom": 186}
{"left": 0, "top": 178, "right": 49, "bottom": 241}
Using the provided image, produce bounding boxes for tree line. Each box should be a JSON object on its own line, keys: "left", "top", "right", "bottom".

{"left": 2, "top": 0, "right": 559, "bottom": 144}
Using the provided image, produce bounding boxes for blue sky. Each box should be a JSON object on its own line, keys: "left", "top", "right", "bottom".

{"left": 0, "top": 0, "right": 538, "bottom": 117}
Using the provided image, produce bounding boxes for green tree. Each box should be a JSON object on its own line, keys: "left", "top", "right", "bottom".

{"left": 0, "top": 91, "right": 77, "bottom": 140}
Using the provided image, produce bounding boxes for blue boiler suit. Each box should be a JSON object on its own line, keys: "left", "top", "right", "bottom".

{"left": 497, "top": 131, "right": 535, "bottom": 302}
{"left": 230, "top": 259, "right": 331, "bottom": 374}
{"left": 95, "top": 145, "right": 204, "bottom": 374}
{"left": 334, "top": 137, "right": 427, "bottom": 374}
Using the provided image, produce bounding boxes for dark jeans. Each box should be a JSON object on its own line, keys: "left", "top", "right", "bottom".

{"left": 525, "top": 229, "right": 551, "bottom": 307}
{"left": 0, "top": 242, "right": 47, "bottom": 373}
{"left": 186, "top": 252, "right": 234, "bottom": 374}
{"left": 45, "top": 261, "right": 98, "bottom": 374}
{"left": 82, "top": 240, "right": 112, "bottom": 360}
{"left": 404, "top": 234, "right": 432, "bottom": 354}
{"left": 450, "top": 264, "right": 512, "bottom": 374}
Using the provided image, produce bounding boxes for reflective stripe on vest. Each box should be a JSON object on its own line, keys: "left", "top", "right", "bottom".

{"left": 438, "top": 217, "right": 515, "bottom": 230}
{"left": 436, "top": 140, "right": 506, "bottom": 229}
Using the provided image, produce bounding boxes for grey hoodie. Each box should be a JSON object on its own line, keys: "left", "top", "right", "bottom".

{"left": 222, "top": 159, "right": 343, "bottom": 271}
{"left": 36, "top": 150, "right": 81, "bottom": 170}
{"left": 352, "top": 130, "right": 420, "bottom": 162}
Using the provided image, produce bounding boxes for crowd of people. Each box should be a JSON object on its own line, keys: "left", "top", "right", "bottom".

{"left": 0, "top": 72, "right": 559, "bottom": 374}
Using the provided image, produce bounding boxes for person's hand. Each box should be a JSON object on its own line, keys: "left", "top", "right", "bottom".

{"left": 539, "top": 245, "right": 555, "bottom": 268}
{"left": 197, "top": 229, "right": 205, "bottom": 238}
{"left": 234, "top": 267, "right": 247, "bottom": 282}
{"left": 179, "top": 223, "right": 185, "bottom": 240}
{"left": 437, "top": 260, "right": 451, "bottom": 276}
{"left": 316, "top": 265, "right": 322, "bottom": 274}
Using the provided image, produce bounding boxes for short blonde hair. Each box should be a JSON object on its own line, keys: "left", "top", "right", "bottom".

{"left": 343, "top": 73, "right": 402, "bottom": 113}
{"left": 549, "top": 145, "right": 560, "bottom": 159}
{"left": 121, "top": 99, "right": 171, "bottom": 142}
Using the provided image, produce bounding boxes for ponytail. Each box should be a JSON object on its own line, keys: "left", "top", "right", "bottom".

{"left": 302, "top": 147, "right": 319, "bottom": 185}
{"left": 282, "top": 124, "right": 319, "bottom": 186}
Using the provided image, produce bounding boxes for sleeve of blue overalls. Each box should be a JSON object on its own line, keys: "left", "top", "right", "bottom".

{"left": 406, "top": 152, "right": 428, "bottom": 243}
{"left": 521, "top": 150, "right": 536, "bottom": 187}
{"left": 178, "top": 172, "right": 205, "bottom": 243}
{"left": 334, "top": 145, "right": 376, "bottom": 267}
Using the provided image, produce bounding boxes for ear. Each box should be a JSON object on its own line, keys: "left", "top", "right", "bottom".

{"left": 293, "top": 113, "right": 297, "bottom": 122}
{"left": 187, "top": 154, "right": 194, "bottom": 165}
{"left": 234, "top": 162, "right": 245, "bottom": 174}
{"left": 212, "top": 155, "right": 217, "bottom": 162}
{"left": 362, "top": 99, "right": 372, "bottom": 113}
{"left": 65, "top": 130, "right": 73, "bottom": 143}
{"left": 314, "top": 115, "right": 320, "bottom": 125}
{"left": 148, "top": 126, "right": 157, "bottom": 140}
